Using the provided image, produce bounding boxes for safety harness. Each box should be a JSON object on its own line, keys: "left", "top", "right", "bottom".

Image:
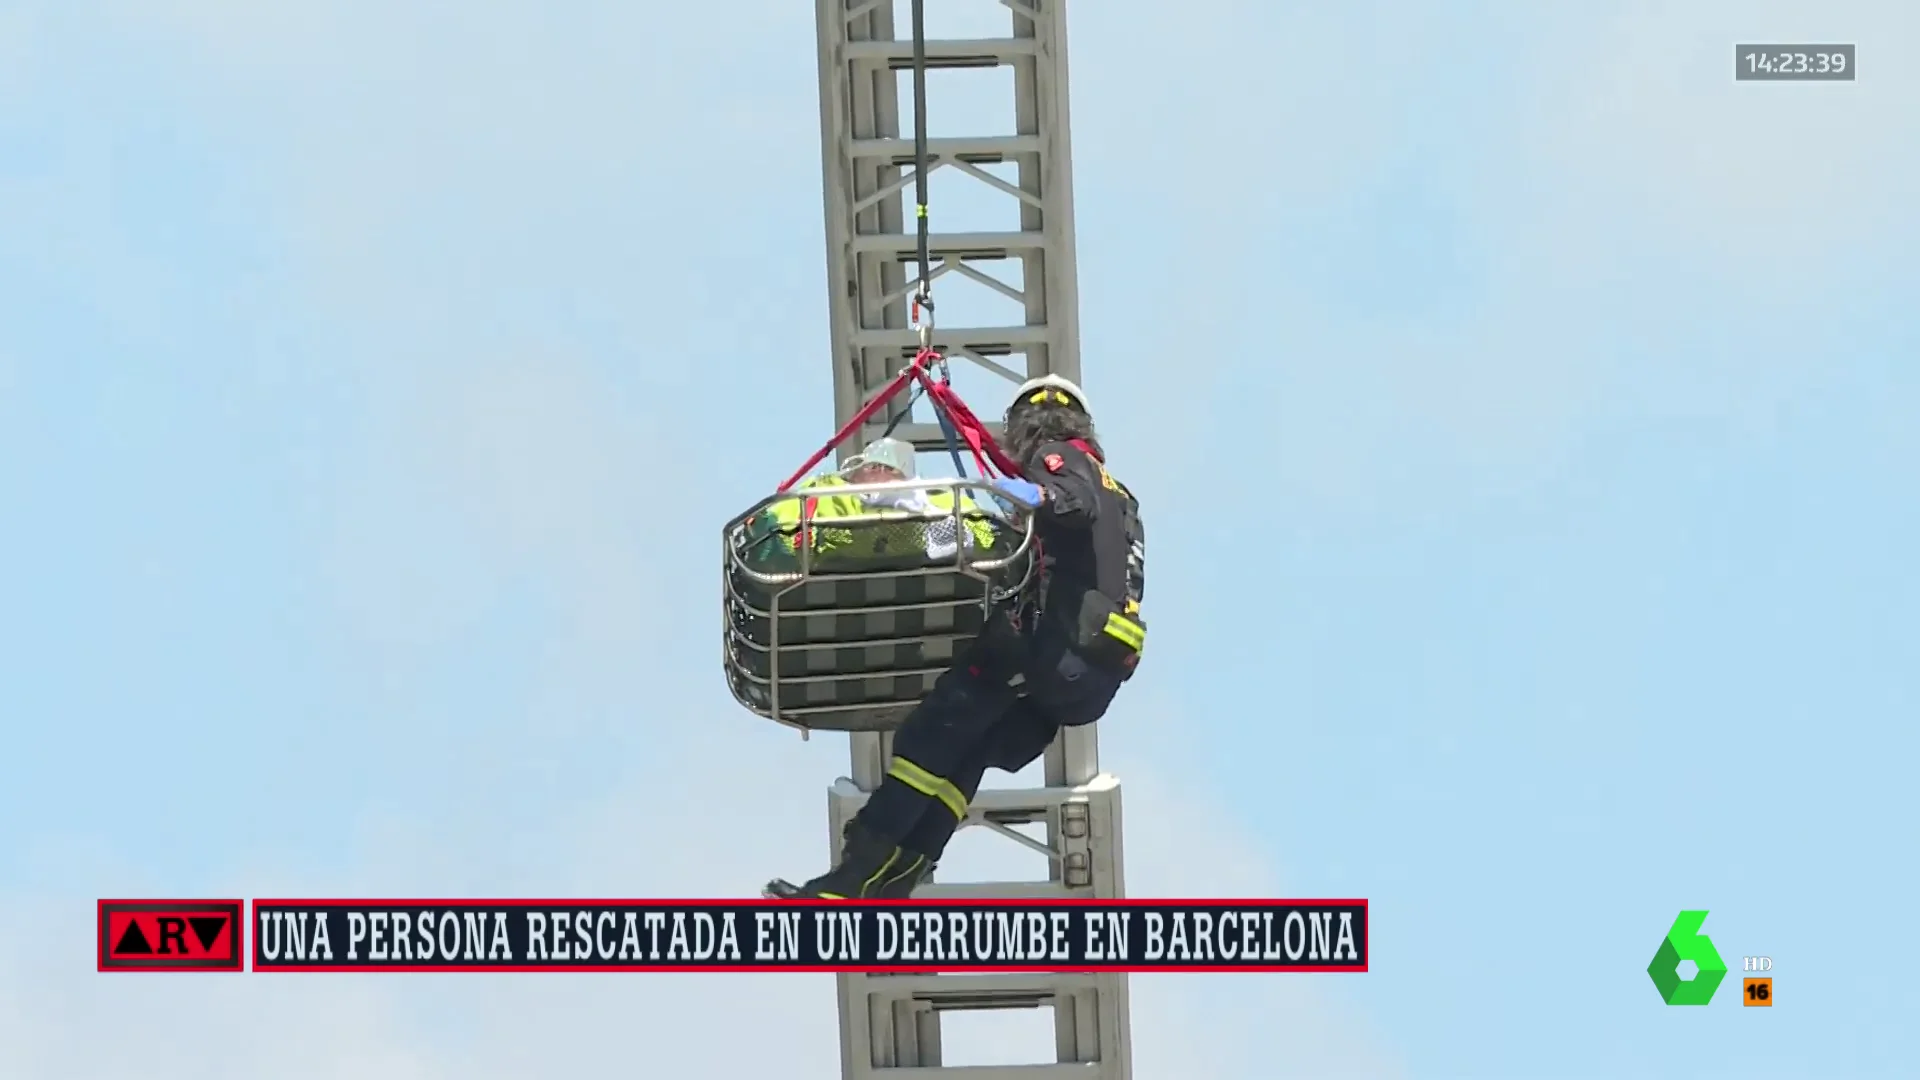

{"left": 1060, "top": 437, "right": 1147, "bottom": 676}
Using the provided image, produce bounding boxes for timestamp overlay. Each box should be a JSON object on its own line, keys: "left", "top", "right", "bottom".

{"left": 1735, "top": 43, "right": 1855, "bottom": 81}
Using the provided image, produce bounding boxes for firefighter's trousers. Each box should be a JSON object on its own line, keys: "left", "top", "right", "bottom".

{"left": 854, "top": 621, "right": 1123, "bottom": 861}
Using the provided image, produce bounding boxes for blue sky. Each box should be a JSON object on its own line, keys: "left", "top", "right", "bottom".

{"left": 2, "top": 1, "right": 1915, "bottom": 1077}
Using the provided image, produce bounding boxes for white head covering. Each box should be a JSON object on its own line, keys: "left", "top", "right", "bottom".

{"left": 843, "top": 436, "right": 916, "bottom": 478}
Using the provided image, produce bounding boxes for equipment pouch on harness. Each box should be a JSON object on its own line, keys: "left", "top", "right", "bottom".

{"left": 1068, "top": 589, "right": 1145, "bottom": 678}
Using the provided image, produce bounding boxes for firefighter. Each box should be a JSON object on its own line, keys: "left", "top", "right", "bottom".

{"left": 767, "top": 375, "right": 1145, "bottom": 899}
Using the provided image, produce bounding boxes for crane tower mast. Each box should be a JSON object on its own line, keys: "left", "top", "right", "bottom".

{"left": 811, "top": 1, "right": 1133, "bottom": 1076}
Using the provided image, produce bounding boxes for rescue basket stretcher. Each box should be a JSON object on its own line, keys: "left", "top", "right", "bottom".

{"left": 719, "top": 340, "right": 1037, "bottom": 734}
{"left": 722, "top": 477, "right": 1036, "bottom": 732}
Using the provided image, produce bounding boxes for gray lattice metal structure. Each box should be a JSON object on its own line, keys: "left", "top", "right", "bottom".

{"left": 811, "top": 1, "right": 1132, "bottom": 1076}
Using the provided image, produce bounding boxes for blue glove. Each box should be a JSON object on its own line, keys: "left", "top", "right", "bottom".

{"left": 990, "top": 478, "right": 1044, "bottom": 506}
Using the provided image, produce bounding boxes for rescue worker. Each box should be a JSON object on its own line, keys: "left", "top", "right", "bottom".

{"left": 767, "top": 375, "right": 1145, "bottom": 899}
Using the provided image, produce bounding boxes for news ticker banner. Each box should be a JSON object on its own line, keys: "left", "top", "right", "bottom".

{"left": 98, "top": 898, "right": 1368, "bottom": 973}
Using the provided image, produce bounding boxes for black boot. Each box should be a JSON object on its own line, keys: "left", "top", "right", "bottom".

{"left": 765, "top": 821, "right": 933, "bottom": 900}
{"left": 867, "top": 851, "right": 934, "bottom": 899}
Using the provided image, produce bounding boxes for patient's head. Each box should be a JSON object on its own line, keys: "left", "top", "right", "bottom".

{"left": 844, "top": 437, "right": 915, "bottom": 483}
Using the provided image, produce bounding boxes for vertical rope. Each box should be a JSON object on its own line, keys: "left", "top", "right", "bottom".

{"left": 909, "top": 0, "right": 932, "bottom": 317}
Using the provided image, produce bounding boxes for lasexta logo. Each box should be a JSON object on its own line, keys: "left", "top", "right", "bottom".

{"left": 1647, "top": 909, "right": 1727, "bottom": 1005}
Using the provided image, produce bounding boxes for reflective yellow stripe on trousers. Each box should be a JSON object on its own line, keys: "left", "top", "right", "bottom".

{"left": 887, "top": 757, "right": 968, "bottom": 820}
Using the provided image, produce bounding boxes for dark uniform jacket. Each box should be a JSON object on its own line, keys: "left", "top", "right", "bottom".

{"left": 1021, "top": 438, "right": 1147, "bottom": 673}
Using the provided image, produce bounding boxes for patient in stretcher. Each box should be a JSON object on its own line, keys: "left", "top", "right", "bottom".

{"left": 741, "top": 437, "right": 1008, "bottom": 567}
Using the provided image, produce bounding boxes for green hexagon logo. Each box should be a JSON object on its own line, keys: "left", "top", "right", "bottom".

{"left": 1648, "top": 910, "right": 1728, "bottom": 1005}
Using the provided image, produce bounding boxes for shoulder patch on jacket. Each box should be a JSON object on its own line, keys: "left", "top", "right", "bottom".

{"left": 1043, "top": 453, "right": 1065, "bottom": 473}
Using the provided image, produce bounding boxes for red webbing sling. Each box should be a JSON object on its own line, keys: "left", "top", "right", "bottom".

{"left": 770, "top": 349, "right": 1024, "bottom": 547}
{"left": 919, "top": 374, "right": 1025, "bottom": 479}
{"left": 775, "top": 351, "right": 1023, "bottom": 489}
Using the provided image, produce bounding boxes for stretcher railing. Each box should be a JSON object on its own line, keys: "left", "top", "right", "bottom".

{"left": 722, "top": 477, "right": 1037, "bottom": 733}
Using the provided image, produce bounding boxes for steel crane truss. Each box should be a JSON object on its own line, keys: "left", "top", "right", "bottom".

{"left": 818, "top": 0, "right": 1081, "bottom": 457}
{"left": 812, "top": 1, "right": 1131, "bottom": 1075}
{"left": 825, "top": 776, "right": 1129, "bottom": 1076}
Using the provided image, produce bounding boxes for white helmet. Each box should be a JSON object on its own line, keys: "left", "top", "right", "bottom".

{"left": 1010, "top": 373, "right": 1090, "bottom": 417}
{"left": 842, "top": 436, "right": 916, "bottom": 478}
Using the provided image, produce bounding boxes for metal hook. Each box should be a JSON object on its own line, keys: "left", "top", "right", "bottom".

{"left": 910, "top": 288, "right": 946, "bottom": 377}
{"left": 911, "top": 289, "right": 934, "bottom": 343}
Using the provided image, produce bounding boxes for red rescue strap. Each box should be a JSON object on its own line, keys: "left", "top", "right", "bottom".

{"left": 777, "top": 358, "right": 925, "bottom": 492}
{"left": 775, "top": 348, "right": 1026, "bottom": 491}
{"left": 917, "top": 373, "right": 1026, "bottom": 478}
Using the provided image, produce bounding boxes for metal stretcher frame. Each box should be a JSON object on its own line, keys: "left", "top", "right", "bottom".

{"left": 722, "top": 476, "right": 1038, "bottom": 733}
